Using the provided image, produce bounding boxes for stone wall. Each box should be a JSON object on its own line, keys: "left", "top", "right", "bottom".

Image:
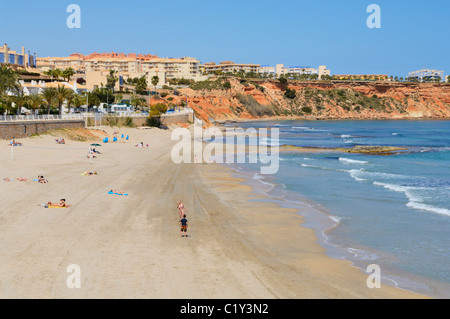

{"left": 0, "top": 120, "right": 85, "bottom": 140}
{"left": 160, "top": 113, "right": 194, "bottom": 126}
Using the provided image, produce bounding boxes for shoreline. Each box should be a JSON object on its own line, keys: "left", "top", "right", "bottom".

{"left": 0, "top": 127, "right": 429, "bottom": 298}
{"left": 219, "top": 162, "right": 449, "bottom": 298}
{"left": 197, "top": 162, "right": 429, "bottom": 298}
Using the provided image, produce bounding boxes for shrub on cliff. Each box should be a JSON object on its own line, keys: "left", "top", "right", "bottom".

{"left": 301, "top": 106, "right": 312, "bottom": 114}
{"left": 236, "top": 93, "right": 274, "bottom": 117}
{"left": 278, "top": 77, "right": 288, "bottom": 84}
{"left": 284, "top": 88, "right": 296, "bottom": 99}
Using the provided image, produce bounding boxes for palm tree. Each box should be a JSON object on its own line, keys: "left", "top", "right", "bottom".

{"left": 40, "top": 87, "right": 57, "bottom": 114}
{"left": 56, "top": 85, "right": 73, "bottom": 114}
{"left": 65, "top": 90, "right": 76, "bottom": 114}
{"left": 0, "top": 65, "right": 20, "bottom": 104}
{"left": 11, "top": 88, "right": 28, "bottom": 115}
{"left": 28, "top": 93, "right": 44, "bottom": 115}
{"left": 62, "top": 68, "right": 75, "bottom": 82}
{"left": 72, "top": 93, "right": 85, "bottom": 110}
{"left": 151, "top": 76, "right": 159, "bottom": 94}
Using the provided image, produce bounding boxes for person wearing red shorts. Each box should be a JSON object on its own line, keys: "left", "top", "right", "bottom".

{"left": 179, "top": 214, "right": 188, "bottom": 237}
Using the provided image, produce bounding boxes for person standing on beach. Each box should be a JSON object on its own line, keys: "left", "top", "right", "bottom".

{"left": 179, "top": 214, "right": 188, "bottom": 238}
{"left": 177, "top": 200, "right": 186, "bottom": 219}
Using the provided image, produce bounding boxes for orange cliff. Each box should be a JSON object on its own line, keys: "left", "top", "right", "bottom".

{"left": 156, "top": 78, "right": 450, "bottom": 125}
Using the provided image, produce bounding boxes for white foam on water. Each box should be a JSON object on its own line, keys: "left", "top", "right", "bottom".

{"left": 300, "top": 163, "right": 319, "bottom": 168}
{"left": 341, "top": 134, "right": 354, "bottom": 138}
{"left": 252, "top": 173, "right": 275, "bottom": 191}
{"left": 329, "top": 215, "right": 342, "bottom": 224}
{"left": 351, "top": 169, "right": 408, "bottom": 180}
{"left": 347, "top": 247, "right": 379, "bottom": 261}
{"left": 372, "top": 182, "right": 450, "bottom": 217}
{"left": 339, "top": 157, "right": 369, "bottom": 165}
{"left": 348, "top": 169, "right": 369, "bottom": 182}
{"left": 406, "top": 202, "right": 450, "bottom": 217}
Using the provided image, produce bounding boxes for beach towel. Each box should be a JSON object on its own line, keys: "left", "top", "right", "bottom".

{"left": 108, "top": 191, "right": 128, "bottom": 196}
{"left": 39, "top": 203, "right": 70, "bottom": 208}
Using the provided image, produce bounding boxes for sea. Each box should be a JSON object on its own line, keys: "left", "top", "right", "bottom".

{"left": 218, "top": 120, "right": 450, "bottom": 298}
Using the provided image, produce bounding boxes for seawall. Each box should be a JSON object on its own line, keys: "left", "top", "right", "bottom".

{"left": 0, "top": 120, "right": 85, "bottom": 140}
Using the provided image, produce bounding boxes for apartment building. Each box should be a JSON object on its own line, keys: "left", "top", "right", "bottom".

{"left": 203, "top": 61, "right": 261, "bottom": 74}
{"left": 259, "top": 65, "right": 275, "bottom": 76}
{"left": 141, "top": 57, "right": 204, "bottom": 85}
{"left": 37, "top": 52, "right": 206, "bottom": 86}
{"left": 408, "top": 69, "right": 445, "bottom": 82}
{"left": 1, "top": 43, "right": 36, "bottom": 68}
{"left": 37, "top": 56, "right": 84, "bottom": 72}
{"left": 275, "top": 64, "right": 331, "bottom": 78}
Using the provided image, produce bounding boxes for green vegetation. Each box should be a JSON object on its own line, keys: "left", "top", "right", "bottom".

{"left": 301, "top": 106, "right": 312, "bottom": 114}
{"left": 135, "top": 76, "right": 148, "bottom": 95}
{"left": 150, "top": 103, "right": 168, "bottom": 117}
{"left": 223, "top": 81, "right": 231, "bottom": 89}
{"left": 235, "top": 93, "right": 274, "bottom": 117}
{"left": 278, "top": 76, "right": 288, "bottom": 84}
{"left": 284, "top": 88, "right": 296, "bottom": 99}
{"left": 151, "top": 76, "right": 159, "bottom": 93}
{"left": 106, "top": 70, "right": 118, "bottom": 90}
{"left": 167, "top": 78, "right": 192, "bottom": 86}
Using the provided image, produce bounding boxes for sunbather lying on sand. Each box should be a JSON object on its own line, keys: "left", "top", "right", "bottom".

{"left": 9, "top": 140, "right": 22, "bottom": 146}
{"left": 83, "top": 171, "right": 98, "bottom": 175}
{"left": 109, "top": 189, "right": 127, "bottom": 195}
{"left": 38, "top": 175, "right": 48, "bottom": 183}
{"left": 45, "top": 199, "right": 69, "bottom": 208}
{"left": 16, "top": 178, "right": 27, "bottom": 182}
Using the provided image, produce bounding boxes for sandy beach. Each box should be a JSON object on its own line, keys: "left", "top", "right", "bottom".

{"left": 0, "top": 126, "right": 428, "bottom": 299}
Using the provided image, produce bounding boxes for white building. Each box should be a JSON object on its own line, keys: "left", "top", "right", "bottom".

{"left": 408, "top": 69, "right": 445, "bottom": 82}
{"left": 259, "top": 65, "right": 275, "bottom": 76}
{"left": 275, "top": 64, "right": 331, "bottom": 78}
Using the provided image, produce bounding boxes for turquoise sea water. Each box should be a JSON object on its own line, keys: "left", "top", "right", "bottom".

{"left": 221, "top": 120, "right": 450, "bottom": 297}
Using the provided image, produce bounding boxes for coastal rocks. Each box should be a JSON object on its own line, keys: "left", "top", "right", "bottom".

{"left": 346, "top": 145, "right": 407, "bottom": 155}
{"left": 279, "top": 144, "right": 407, "bottom": 156}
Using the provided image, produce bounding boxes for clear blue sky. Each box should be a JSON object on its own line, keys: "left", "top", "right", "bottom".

{"left": 1, "top": 0, "right": 448, "bottom": 76}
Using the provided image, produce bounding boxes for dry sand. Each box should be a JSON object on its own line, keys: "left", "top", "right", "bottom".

{"left": 0, "top": 126, "right": 428, "bottom": 298}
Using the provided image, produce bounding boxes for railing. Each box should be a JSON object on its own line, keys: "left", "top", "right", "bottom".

{"left": 0, "top": 114, "right": 84, "bottom": 122}
{"left": 162, "top": 108, "right": 194, "bottom": 117}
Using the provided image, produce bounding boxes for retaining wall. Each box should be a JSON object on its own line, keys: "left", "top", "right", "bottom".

{"left": 160, "top": 113, "right": 194, "bottom": 126}
{"left": 0, "top": 120, "right": 85, "bottom": 140}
